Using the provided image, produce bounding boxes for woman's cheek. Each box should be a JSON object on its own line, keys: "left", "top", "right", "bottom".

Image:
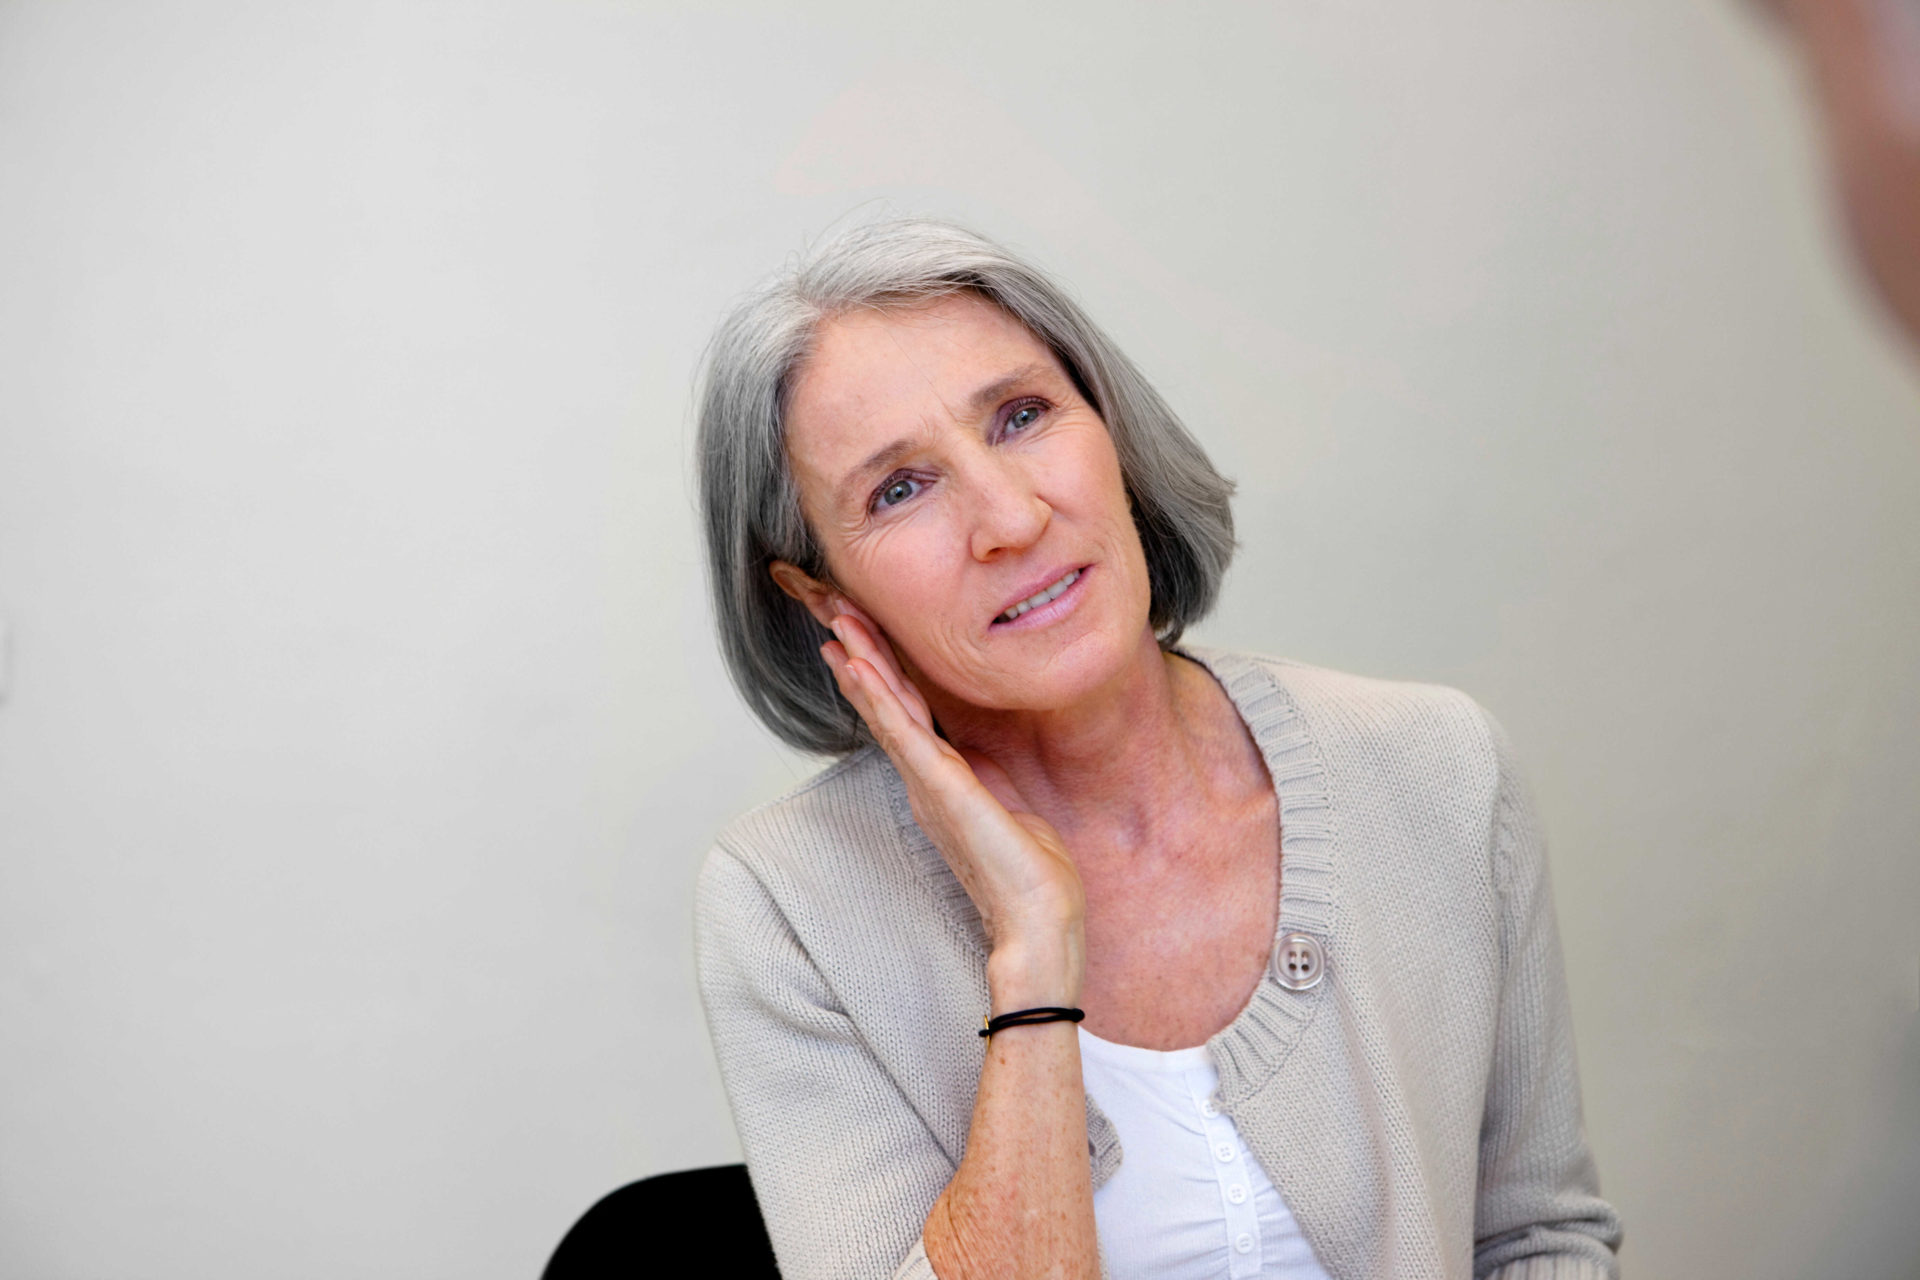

{"left": 861, "top": 523, "right": 962, "bottom": 646}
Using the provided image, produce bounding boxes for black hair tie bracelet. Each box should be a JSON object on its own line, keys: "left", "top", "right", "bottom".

{"left": 980, "top": 1007, "right": 1086, "bottom": 1038}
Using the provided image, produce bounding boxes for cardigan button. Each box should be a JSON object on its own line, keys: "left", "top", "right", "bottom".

{"left": 1271, "top": 932, "right": 1325, "bottom": 991}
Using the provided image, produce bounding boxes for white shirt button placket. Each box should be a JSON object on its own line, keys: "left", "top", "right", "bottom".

{"left": 1188, "top": 1075, "right": 1261, "bottom": 1277}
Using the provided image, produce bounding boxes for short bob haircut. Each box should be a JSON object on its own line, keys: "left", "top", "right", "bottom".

{"left": 697, "top": 218, "right": 1237, "bottom": 756}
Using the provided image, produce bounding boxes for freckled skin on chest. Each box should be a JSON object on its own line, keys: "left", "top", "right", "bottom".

{"left": 1075, "top": 790, "right": 1282, "bottom": 1050}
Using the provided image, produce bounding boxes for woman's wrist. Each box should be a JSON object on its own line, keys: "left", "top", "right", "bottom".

{"left": 985, "top": 930, "right": 1084, "bottom": 1014}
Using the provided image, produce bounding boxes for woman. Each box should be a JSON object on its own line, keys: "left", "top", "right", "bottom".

{"left": 693, "top": 219, "right": 1622, "bottom": 1280}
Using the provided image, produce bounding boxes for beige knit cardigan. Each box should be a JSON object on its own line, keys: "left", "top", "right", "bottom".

{"left": 695, "top": 647, "right": 1623, "bottom": 1280}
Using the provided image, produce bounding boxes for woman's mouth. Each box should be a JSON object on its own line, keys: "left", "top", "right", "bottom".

{"left": 992, "top": 567, "right": 1086, "bottom": 627}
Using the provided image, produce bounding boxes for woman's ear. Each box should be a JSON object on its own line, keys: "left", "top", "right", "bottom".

{"left": 769, "top": 560, "right": 841, "bottom": 630}
{"left": 771, "top": 561, "right": 882, "bottom": 636}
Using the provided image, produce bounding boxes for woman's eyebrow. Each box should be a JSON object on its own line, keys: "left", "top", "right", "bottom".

{"left": 838, "top": 436, "right": 921, "bottom": 506}
{"left": 965, "top": 362, "right": 1052, "bottom": 414}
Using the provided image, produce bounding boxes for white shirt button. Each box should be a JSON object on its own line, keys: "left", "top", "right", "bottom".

{"left": 1235, "top": 1231, "right": 1254, "bottom": 1254}
{"left": 1214, "top": 1141, "right": 1234, "bottom": 1163}
{"left": 1201, "top": 1097, "right": 1219, "bottom": 1117}
{"left": 1227, "top": 1184, "right": 1247, "bottom": 1205}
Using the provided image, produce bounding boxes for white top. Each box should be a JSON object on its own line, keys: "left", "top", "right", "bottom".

{"left": 1077, "top": 1026, "right": 1334, "bottom": 1280}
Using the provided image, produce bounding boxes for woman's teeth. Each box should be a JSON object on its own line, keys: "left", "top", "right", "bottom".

{"left": 998, "top": 569, "right": 1080, "bottom": 623}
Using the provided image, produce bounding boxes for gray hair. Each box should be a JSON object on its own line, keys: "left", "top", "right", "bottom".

{"left": 696, "top": 218, "right": 1237, "bottom": 756}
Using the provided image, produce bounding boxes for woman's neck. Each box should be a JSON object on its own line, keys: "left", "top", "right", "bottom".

{"left": 930, "top": 633, "right": 1260, "bottom": 859}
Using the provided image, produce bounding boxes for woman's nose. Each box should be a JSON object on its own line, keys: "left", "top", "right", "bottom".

{"left": 966, "top": 457, "right": 1052, "bottom": 562}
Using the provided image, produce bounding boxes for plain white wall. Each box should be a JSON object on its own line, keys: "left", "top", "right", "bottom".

{"left": 2, "top": 2, "right": 1916, "bottom": 1276}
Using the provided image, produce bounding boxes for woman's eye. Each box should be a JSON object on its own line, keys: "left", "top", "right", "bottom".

{"left": 876, "top": 477, "right": 919, "bottom": 508}
{"left": 1007, "top": 403, "right": 1044, "bottom": 433}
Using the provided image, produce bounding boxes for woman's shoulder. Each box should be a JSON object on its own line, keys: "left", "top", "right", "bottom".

{"left": 708, "top": 744, "right": 894, "bottom": 847}
{"left": 1192, "top": 643, "right": 1496, "bottom": 729}
{"left": 1188, "top": 645, "right": 1510, "bottom": 795}
{"left": 1197, "top": 647, "right": 1539, "bottom": 910}
{"left": 695, "top": 745, "right": 939, "bottom": 931}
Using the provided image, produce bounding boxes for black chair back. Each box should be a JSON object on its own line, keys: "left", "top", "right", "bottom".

{"left": 543, "top": 1163, "right": 779, "bottom": 1278}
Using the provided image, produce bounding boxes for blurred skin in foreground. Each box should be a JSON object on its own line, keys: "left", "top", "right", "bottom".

{"left": 1765, "top": 0, "right": 1920, "bottom": 350}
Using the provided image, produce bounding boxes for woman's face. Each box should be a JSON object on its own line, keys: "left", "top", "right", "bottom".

{"left": 779, "top": 292, "right": 1155, "bottom": 715}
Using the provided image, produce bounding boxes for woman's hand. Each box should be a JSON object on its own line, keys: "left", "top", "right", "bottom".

{"left": 820, "top": 599, "right": 1085, "bottom": 1007}
{"left": 811, "top": 599, "right": 1101, "bottom": 1279}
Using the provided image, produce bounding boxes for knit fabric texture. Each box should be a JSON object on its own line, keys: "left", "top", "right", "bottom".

{"left": 694, "top": 648, "right": 1624, "bottom": 1280}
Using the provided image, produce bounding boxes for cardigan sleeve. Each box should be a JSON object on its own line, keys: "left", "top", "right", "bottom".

{"left": 1471, "top": 711, "right": 1625, "bottom": 1280}
{"left": 694, "top": 843, "right": 947, "bottom": 1280}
